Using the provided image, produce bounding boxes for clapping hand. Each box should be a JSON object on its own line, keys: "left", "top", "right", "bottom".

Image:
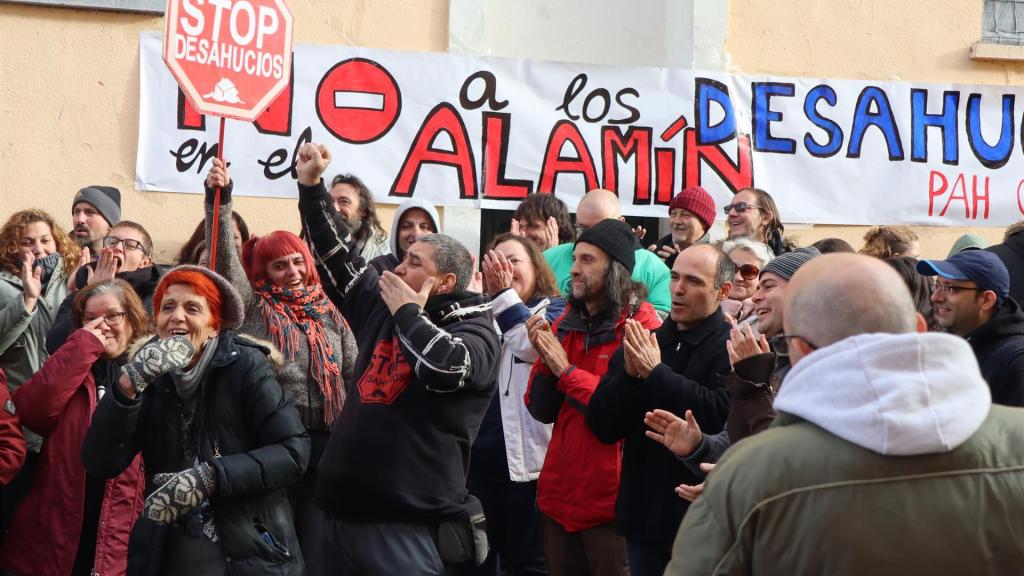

{"left": 67, "top": 247, "right": 91, "bottom": 292}
{"left": 527, "top": 315, "right": 569, "bottom": 376}
{"left": 21, "top": 253, "right": 42, "bottom": 313}
{"left": 623, "top": 319, "right": 660, "bottom": 378}
{"left": 644, "top": 408, "right": 703, "bottom": 458}
{"left": 93, "top": 247, "right": 120, "bottom": 282}
{"left": 482, "top": 250, "right": 514, "bottom": 295}
{"left": 675, "top": 463, "right": 715, "bottom": 502}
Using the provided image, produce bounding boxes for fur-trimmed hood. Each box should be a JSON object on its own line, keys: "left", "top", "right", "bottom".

{"left": 126, "top": 332, "right": 284, "bottom": 370}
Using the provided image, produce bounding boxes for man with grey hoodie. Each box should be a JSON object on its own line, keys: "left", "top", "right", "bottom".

{"left": 369, "top": 198, "right": 441, "bottom": 274}
{"left": 666, "top": 254, "right": 1024, "bottom": 575}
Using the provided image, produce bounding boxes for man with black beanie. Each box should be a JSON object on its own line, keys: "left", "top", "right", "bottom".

{"left": 71, "top": 185, "right": 121, "bottom": 255}
{"left": 525, "top": 218, "right": 662, "bottom": 576}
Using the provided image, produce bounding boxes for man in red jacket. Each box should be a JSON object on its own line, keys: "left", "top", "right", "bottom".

{"left": 526, "top": 219, "right": 662, "bottom": 576}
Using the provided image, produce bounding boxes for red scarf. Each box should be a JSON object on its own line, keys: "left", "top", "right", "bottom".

{"left": 255, "top": 281, "right": 345, "bottom": 424}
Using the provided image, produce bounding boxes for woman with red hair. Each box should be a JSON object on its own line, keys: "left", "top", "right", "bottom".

{"left": 204, "top": 159, "right": 355, "bottom": 565}
{"left": 82, "top": 265, "right": 309, "bottom": 575}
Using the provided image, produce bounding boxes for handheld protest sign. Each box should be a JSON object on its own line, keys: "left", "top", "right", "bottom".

{"left": 163, "top": 0, "right": 294, "bottom": 122}
{"left": 163, "top": 0, "right": 293, "bottom": 269}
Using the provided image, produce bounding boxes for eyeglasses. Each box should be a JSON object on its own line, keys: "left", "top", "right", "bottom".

{"left": 931, "top": 282, "right": 983, "bottom": 296}
{"left": 737, "top": 264, "right": 760, "bottom": 280}
{"left": 102, "top": 236, "right": 147, "bottom": 253}
{"left": 83, "top": 311, "right": 127, "bottom": 326}
{"left": 768, "top": 334, "right": 819, "bottom": 356}
{"left": 723, "top": 202, "right": 762, "bottom": 215}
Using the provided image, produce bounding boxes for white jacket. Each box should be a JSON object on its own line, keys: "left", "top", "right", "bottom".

{"left": 491, "top": 289, "right": 560, "bottom": 482}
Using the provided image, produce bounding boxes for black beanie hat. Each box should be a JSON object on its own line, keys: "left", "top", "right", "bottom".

{"left": 576, "top": 219, "right": 638, "bottom": 273}
{"left": 73, "top": 185, "right": 122, "bottom": 226}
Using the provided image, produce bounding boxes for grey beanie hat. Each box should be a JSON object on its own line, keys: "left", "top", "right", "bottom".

{"left": 73, "top": 185, "right": 122, "bottom": 226}
{"left": 156, "top": 265, "right": 245, "bottom": 331}
{"left": 760, "top": 247, "right": 821, "bottom": 281}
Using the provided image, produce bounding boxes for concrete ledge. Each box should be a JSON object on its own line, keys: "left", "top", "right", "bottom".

{"left": 970, "top": 42, "right": 1024, "bottom": 61}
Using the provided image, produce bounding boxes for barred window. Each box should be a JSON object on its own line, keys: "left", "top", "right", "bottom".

{"left": 983, "top": 0, "right": 1024, "bottom": 45}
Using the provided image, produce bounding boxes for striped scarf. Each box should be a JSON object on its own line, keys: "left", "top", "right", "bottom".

{"left": 254, "top": 281, "right": 345, "bottom": 424}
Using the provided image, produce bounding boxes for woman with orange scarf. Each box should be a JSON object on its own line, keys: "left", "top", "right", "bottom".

{"left": 204, "top": 159, "right": 356, "bottom": 566}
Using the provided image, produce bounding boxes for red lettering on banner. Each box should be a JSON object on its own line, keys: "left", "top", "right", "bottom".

{"left": 481, "top": 112, "right": 532, "bottom": 200}
{"left": 391, "top": 103, "right": 478, "bottom": 199}
{"left": 682, "top": 128, "right": 754, "bottom": 192}
{"left": 928, "top": 170, "right": 990, "bottom": 219}
{"left": 654, "top": 148, "right": 676, "bottom": 204}
{"left": 602, "top": 127, "right": 652, "bottom": 203}
{"left": 538, "top": 120, "right": 600, "bottom": 194}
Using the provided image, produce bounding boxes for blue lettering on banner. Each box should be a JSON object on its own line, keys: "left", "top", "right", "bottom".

{"left": 695, "top": 79, "right": 736, "bottom": 146}
{"left": 803, "top": 84, "right": 844, "bottom": 158}
{"left": 752, "top": 82, "right": 796, "bottom": 154}
{"left": 847, "top": 86, "right": 905, "bottom": 161}
{"left": 966, "top": 93, "right": 1015, "bottom": 170}
{"left": 911, "top": 89, "right": 960, "bottom": 165}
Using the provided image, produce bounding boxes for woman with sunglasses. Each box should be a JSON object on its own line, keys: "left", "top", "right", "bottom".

{"left": 719, "top": 239, "right": 774, "bottom": 327}
{"left": 723, "top": 188, "right": 790, "bottom": 256}
{"left": 0, "top": 279, "right": 148, "bottom": 576}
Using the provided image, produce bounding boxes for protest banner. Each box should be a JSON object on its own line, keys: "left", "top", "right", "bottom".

{"left": 138, "top": 32, "right": 1024, "bottom": 226}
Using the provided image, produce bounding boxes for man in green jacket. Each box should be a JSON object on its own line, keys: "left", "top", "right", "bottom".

{"left": 667, "top": 253, "right": 1024, "bottom": 575}
{"left": 544, "top": 189, "right": 671, "bottom": 316}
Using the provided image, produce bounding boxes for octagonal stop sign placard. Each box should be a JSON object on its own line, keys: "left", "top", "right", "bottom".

{"left": 164, "top": 0, "right": 293, "bottom": 122}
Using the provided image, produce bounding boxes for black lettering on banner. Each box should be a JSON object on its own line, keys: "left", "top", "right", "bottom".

{"left": 459, "top": 70, "right": 509, "bottom": 111}
{"left": 555, "top": 73, "right": 587, "bottom": 121}
{"left": 257, "top": 126, "right": 313, "bottom": 180}
{"left": 611, "top": 88, "right": 641, "bottom": 125}
{"left": 170, "top": 139, "right": 218, "bottom": 173}
{"left": 582, "top": 88, "right": 611, "bottom": 123}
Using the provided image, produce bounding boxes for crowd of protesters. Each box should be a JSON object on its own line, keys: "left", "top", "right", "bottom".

{"left": 0, "top": 141, "right": 1023, "bottom": 576}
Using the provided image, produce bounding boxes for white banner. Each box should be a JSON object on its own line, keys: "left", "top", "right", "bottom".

{"left": 137, "top": 31, "right": 1024, "bottom": 226}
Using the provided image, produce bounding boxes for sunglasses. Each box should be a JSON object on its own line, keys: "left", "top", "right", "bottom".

{"left": 737, "top": 264, "right": 760, "bottom": 280}
{"left": 723, "top": 202, "right": 762, "bottom": 215}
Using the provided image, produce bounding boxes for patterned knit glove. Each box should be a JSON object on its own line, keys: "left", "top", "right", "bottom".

{"left": 121, "top": 336, "right": 194, "bottom": 394}
{"left": 145, "top": 462, "right": 218, "bottom": 524}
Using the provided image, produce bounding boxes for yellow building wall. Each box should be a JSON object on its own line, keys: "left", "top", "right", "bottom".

{"left": 727, "top": 0, "right": 1024, "bottom": 256}
{"left": 0, "top": 1, "right": 447, "bottom": 262}
{"left": 2, "top": 1, "right": 1022, "bottom": 261}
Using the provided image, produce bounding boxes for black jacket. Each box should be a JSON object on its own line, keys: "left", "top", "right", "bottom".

{"left": 586, "top": 308, "right": 731, "bottom": 552}
{"left": 81, "top": 332, "right": 310, "bottom": 576}
{"left": 46, "top": 265, "right": 165, "bottom": 354}
{"left": 298, "top": 179, "right": 500, "bottom": 522}
{"left": 967, "top": 298, "right": 1024, "bottom": 407}
{"left": 989, "top": 233, "right": 1024, "bottom": 306}
{"left": 650, "top": 233, "right": 679, "bottom": 269}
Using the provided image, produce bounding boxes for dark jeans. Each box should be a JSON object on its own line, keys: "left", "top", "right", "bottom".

{"left": 542, "top": 516, "right": 629, "bottom": 576}
{"left": 625, "top": 539, "right": 670, "bottom": 576}
{"left": 315, "top": 516, "right": 444, "bottom": 576}
{"left": 287, "top": 430, "right": 329, "bottom": 570}
{"left": 459, "top": 474, "right": 547, "bottom": 576}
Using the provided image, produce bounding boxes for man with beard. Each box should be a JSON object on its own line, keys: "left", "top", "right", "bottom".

{"left": 295, "top": 142, "right": 499, "bottom": 574}
{"left": 647, "top": 187, "right": 717, "bottom": 269}
{"left": 369, "top": 198, "right": 441, "bottom": 274}
{"left": 586, "top": 244, "right": 733, "bottom": 575}
{"left": 526, "top": 218, "right": 662, "bottom": 576}
{"left": 70, "top": 186, "right": 120, "bottom": 258}
{"left": 328, "top": 173, "right": 391, "bottom": 260}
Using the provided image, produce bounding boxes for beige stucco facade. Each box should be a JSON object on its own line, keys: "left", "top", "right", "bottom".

{"left": 1, "top": 1, "right": 1022, "bottom": 260}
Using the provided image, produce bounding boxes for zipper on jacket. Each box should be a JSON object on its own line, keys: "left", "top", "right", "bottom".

{"left": 505, "top": 355, "right": 514, "bottom": 396}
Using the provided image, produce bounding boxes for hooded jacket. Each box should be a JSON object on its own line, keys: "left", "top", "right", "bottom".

{"left": 369, "top": 198, "right": 441, "bottom": 274}
{"left": 667, "top": 332, "right": 1024, "bottom": 576}
{"left": 0, "top": 329, "right": 144, "bottom": 576}
{"left": 0, "top": 259, "right": 68, "bottom": 391}
{"left": 0, "top": 370, "right": 25, "bottom": 485}
{"left": 988, "top": 232, "right": 1024, "bottom": 305}
{"left": 586, "top": 307, "right": 731, "bottom": 552}
{"left": 526, "top": 299, "right": 661, "bottom": 532}
{"left": 965, "top": 297, "right": 1024, "bottom": 406}
{"left": 298, "top": 180, "right": 499, "bottom": 522}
